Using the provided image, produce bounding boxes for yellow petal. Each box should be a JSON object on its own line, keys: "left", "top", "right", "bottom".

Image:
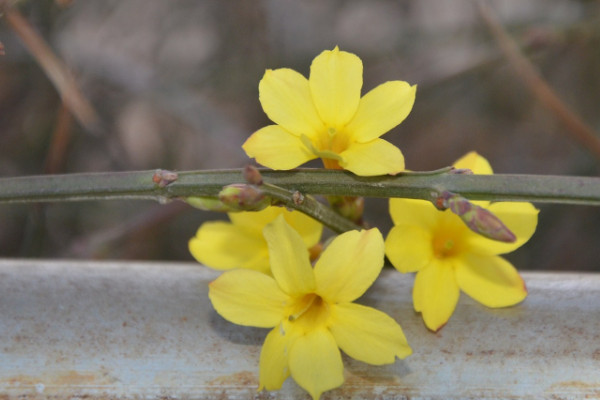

{"left": 389, "top": 198, "right": 440, "bottom": 230}
{"left": 329, "top": 303, "right": 412, "bottom": 365}
{"left": 228, "top": 207, "right": 282, "bottom": 232}
{"left": 467, "top": 202, "right": 539, "bottom": 255}
{"left": 243, "top": 125, "right": 316, "bottom": 170}
{"left": 282, "top": 208, "right": 324, "bottom": 249}
{"left": 384, "top": 225, "right": 434, "bottom": 273}
{"left": 258, "top": 68, "right": 324, "bottom": 138}
{"left": 289, "top": 328, "right": 344, "bottom": 400}
{"left": 263, "top": 215, "right": 316, "bottom": 296}
{"left": 230, "top": 207, "right": 322, "bottom": 251}
{"left": 188, "top": 221, "right": 269, "bottom": 273}
{"left": 454, "top": 151, "right": 493, "bottom": 174}
{"left": 345, "top": 81, "right": 416, "bottom": 143}
{"left": 314, "top": 228, "right": 384, "bottom": 303}
{"left": 208, "top": 269, "right": 287, "bottom": 328}
{"left": 455, "top": 253, "right": 527, "bottom": 308}
{"left": 309, "top": 47, "right": 362, "bottom": 128}
{"left": 259, "top": 326, "right": 292, "bottom": 391}
{"left": 339, "top": 138, "right": 404, "bottom": 176}
{"left": 413, "top": 259, "right": 460, "bottom": 331}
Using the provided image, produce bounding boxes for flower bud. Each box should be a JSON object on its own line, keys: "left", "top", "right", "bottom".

{"left": 443, "top": 192, "right": 516, "bottom": 243}
{"left": 152, "top": 169, "right": 178, "bottom": 188}
{"left": 327, "top": 195, "right": 364, "bottom": 224}
{"left": 243, "top": 165, "right": 263, "bottom": 185}
{"left": 218, "top": 184, "right": 270, "bottom": 211}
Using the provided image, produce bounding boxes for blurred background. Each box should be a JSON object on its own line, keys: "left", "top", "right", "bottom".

{"left": 0, "top": 0, "right": 599, "bottom": 270}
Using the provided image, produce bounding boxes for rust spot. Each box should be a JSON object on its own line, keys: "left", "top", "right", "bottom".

{"left": 208, "top": 371, "right": 257, "bottom": 387}
{"left": 53, "top": 371, "right": 100, "bottom": 385}
{"left": 1, "top": 370, "right": 116, "bottom": 388}
{"left": 556, "top": 380, "right": 596, "bottom": 388}
{"left": 548, "top": 380, "right": 600, "bottom": 396}
{"left": 2, "top": 374, "right": 39, "bottom": 386}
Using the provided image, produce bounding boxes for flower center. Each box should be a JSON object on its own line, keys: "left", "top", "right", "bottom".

{"left": 287, "top": 293, "right": 330, "bottom": 331}
{"left": 323, "top": 127, "right": 350, "bottom": 154}
{"left": 432, "top": 222, "right": 464, "bottom": 259}
{"left": 319, "top": 127, "right": 350, "bottom": 170}
{"left": 433, "top": 236, "right": 456, "bottom": 258}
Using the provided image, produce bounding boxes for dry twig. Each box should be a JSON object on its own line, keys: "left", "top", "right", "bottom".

{"left": 477, "top": 0, "right": 600, "bottom": 161}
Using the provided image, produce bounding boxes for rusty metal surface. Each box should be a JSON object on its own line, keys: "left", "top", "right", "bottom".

{"left": 0, "top": 259, "right": 599, "bottom": 399}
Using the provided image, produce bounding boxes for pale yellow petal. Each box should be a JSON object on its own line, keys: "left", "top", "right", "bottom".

{"left": 259, "top": 68, "right": 324, "bottom": 138}
{"left": 454, "top": 151, "right": 493, "bottom": 174}
{"left": 263, "top": 215, "right": 316, "bottom": 296}
{"left": 345, "top": 81, "right": 416, "bottom": 143}
{"left": 389, "top": 198, "right": 440, "bottom": 230}
{"left": 467, "top": 202, "right": 539, "bottom": 255}
{"left": 413, "top": 259, "right": 460, "bottom": 331}
{"left": 455, "top": 253, "right": 527, "bottom": 308}
{"left": 259, "top": 326, "right": 291, "bottom": 391}
{"left": 229, "top": 207, "right": 323, "bottom": 254}
{"left": 314, "top": 228, "right": 384, "bottom": 303}
{"left": 188, "top": 221, "right": 269, "bottom": 273}
{"left": 228, "top": 207, "right": 282, "bottom": 233}
{"left": 384, "top": 225, "right": 434, "bottom": 273}
{"left": 289, "top": 328, "right": 344, "bottom": 400}
{"left": 339, "top": 138, "right": 404, "bottom": 176}
{"left": 243, "top": 125, "right": 316, "bottom": 170}
{"left": 329, "top": 303, "right": 412, "bottom": 365}
{"left": 309, "top": 47, "right": 362, "bottom": 128}
{"left": 282, "top": 208, "right": 323, "bottom": 249}
{"left": 208, "top": 269, "right": 287, "bottom": 328}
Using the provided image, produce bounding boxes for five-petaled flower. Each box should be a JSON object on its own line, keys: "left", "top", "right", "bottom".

{"left": 209, "top": 216, "right": 412, "bottom": 399}
{"left": 384, "top": 152, "right": 539, "bottom": 332}
{"left": 189, "top": 206, "right": 322, "bottom": 274}
{"left": 243, "top": 47, "right": 416, "bottom": 176}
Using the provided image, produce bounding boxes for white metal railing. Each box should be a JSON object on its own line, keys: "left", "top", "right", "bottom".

{"left": 0, "top": 259, "right": 598, "bottom": 399}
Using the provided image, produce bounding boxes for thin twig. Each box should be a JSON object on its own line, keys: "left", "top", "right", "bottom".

{"left": 2, "top": 3, "right": 99, "bottom": 131}
{"left": 476, "top": 0, "right": 600, "bottom": 160}
{"left": 260, "top": 182, "right": 361, "bottom": 233}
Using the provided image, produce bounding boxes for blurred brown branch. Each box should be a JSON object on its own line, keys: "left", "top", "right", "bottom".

{"left": 44, "top": 103, "right": 75, "bottom": 174}
{"left": 1, "top": 2, "right": 99, "bottom": 131}
{"left": 476, "top": 0, "right": 600, "bottom": 161}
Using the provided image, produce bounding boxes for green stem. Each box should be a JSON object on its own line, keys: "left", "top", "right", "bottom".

{"left": 1, "top": 168, "right": 599, "bottom": 232}
{"left": 1, "top": 168, "right": 599, "bottom": 205}
{"left": 259, "top": 182, "right": 361, "bottom": 233}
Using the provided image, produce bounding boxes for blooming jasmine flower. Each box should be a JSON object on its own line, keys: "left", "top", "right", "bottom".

{"left": 209, "top": 216, "right": 411, "bottom": 399}
{"left": 243, "top": 47, "right": 416, "bottom": 176}
{"left": 385, "top": 152, "right": 539, "bottom": 331}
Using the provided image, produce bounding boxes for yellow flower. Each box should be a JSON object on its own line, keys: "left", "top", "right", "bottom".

{"left": 209, "top": 216, "right": 411, "bottom": 399}
{"left": 384, "top": 152, "right": 539, "bottom": 331}
{"left": 189, "top": 206, "right": 322, "bottom": 274}
{"left": 243, "top": 47, "right": 416, "bottom": 176}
